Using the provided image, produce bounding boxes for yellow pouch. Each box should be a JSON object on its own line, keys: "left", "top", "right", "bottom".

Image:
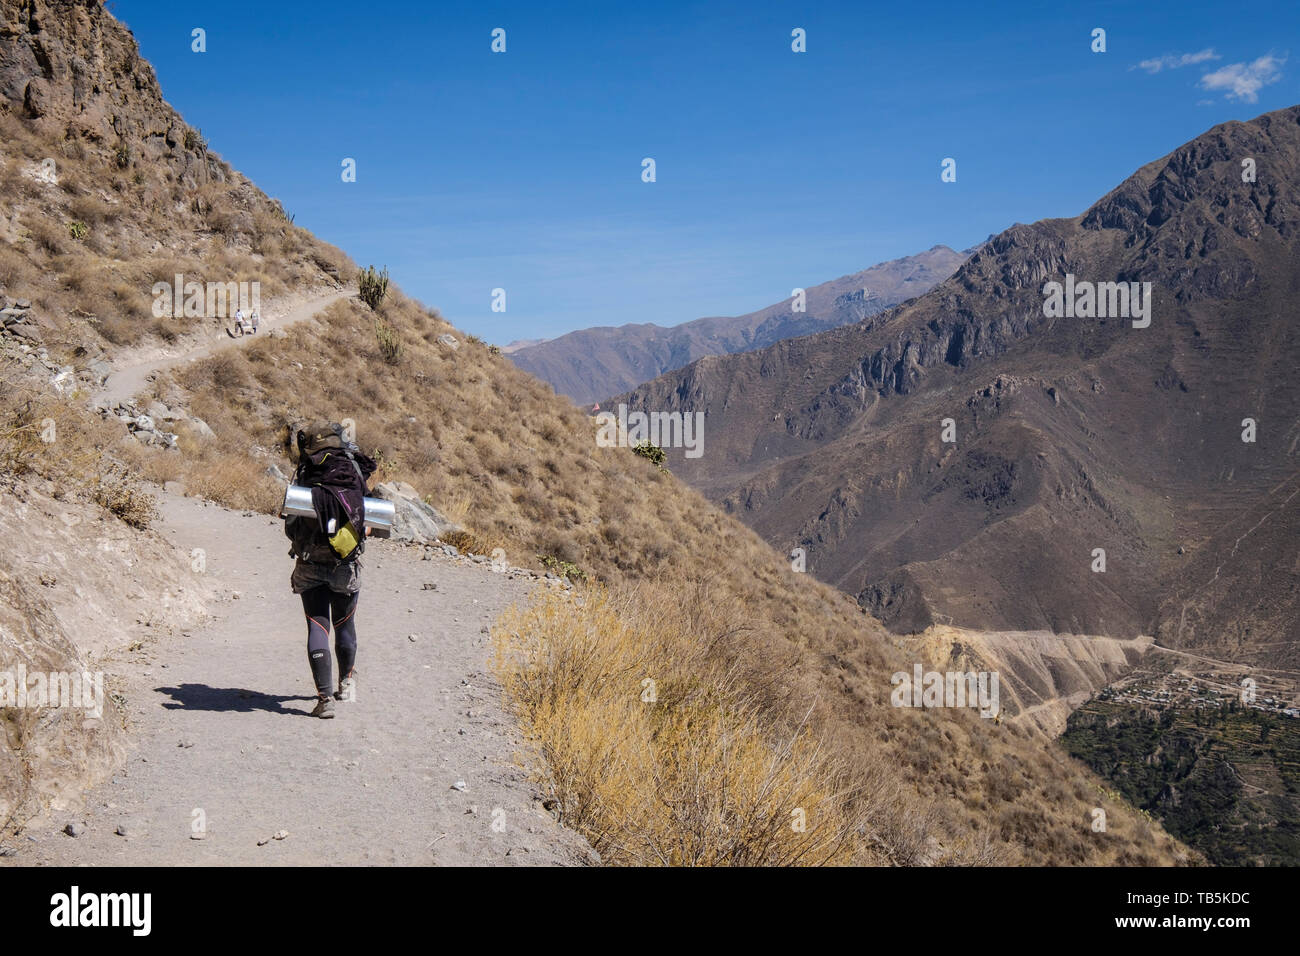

{"left": 329, "top": 520, "right": 361, "bottom": 559}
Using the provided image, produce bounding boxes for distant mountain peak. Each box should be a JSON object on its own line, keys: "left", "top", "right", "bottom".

{"left": 507, "top": 244, "right": 968, "bottom": 403}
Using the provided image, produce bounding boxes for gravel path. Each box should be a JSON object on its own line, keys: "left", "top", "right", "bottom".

{"left": 14, "top": 491, "right": 594, "bottom": 866}
{"left": 100, "top": 289, "right": 349, "bottom": 406}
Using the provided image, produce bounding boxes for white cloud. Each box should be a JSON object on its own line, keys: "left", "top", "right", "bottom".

{"left": 1136, "top": 48, "right": 1220, "bottom": 73}
{"left": 1198, "top": 54, "right": 1286, "bottom": 102}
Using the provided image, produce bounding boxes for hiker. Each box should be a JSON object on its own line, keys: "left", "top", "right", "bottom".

{"left": 250, "top": 309, "right": 260, "bottom": 333}
{"left": 233, "top": 308, "right": 245, "bottom": 336}
{"left": 284, "top": 422, "right": 377, "bottom": 718}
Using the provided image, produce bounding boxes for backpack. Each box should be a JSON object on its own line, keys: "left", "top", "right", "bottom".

{"left": 289, "top": 422, "right": 372, "bottom": 563}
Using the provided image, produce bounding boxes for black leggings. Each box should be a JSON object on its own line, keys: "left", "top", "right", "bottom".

{"left": 301, "top": 586, "right": 359, "bottom": 697}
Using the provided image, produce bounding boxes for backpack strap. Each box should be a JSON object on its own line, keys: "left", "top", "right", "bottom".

{"left": 343, "top": 447, "right": 366, "bottom": 484}
{"left": 343, "top": 448, "right": 368, "bottom": 556}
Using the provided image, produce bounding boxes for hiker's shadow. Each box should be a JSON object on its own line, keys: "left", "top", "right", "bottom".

{"left": 156, "top": 683, "right": 317, "bottom": 716}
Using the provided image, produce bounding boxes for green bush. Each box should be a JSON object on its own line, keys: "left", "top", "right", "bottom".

{"left": 632, "top": 440, "right": 666, "bottom": 469}
{"left": 538, "top": 553, "right": 588, "bottom": 582}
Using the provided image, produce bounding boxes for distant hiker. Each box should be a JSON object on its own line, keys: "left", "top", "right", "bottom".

{"left": 234, "top": 308, "right": 245, "bottom": 335}
{"left": 250, "top": 309, "right": 260, "bottom": 333}
{"left": 284, "top": 421, "right": 377, "bottom": 718}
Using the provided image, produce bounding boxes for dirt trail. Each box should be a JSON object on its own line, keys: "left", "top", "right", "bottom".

{"left": 101, "top": 289, "right": 350, "bottom": 406}
{"left": 12, "top": 490, "right": 594, "bottom": 866}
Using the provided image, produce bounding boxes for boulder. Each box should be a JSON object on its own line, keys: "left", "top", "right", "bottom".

{"left": 85, "top": 359, "right": 112, "bottom": 386}
{"left": 187, "top": 418, "right": 216, "bottom": 441}
{"left": 372, "top": 481, "right": 462, "bottom": 544}
{"left": 436, "top": 333, "right": 459, "bottom": 351}
{"left": 22, "top": 78, "right": 50, "bottom": 118}
{"left": 49, "top": 367, "right": 75, "bottom": 394}
{"left": 132, "top": 428, "right": 177, "bottom": 450}
{"left": 146, "top": 401, "right": 186, "bottom": 423}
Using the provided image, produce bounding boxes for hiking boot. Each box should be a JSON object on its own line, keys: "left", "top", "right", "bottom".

{"left": 311, "top": 696, "right": 335, "bottom": 719}
{"left": 335, "top": 673, "right": 356, "bottom": 702}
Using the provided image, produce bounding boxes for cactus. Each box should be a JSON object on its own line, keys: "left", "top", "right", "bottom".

{"left": 374, "top": 319, "right": 403, "bottom": 365}
{"left": 358, "top": 265, "right": 389, "bottom": 310}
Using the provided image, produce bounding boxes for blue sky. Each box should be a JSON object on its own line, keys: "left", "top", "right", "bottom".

{"left": 112, "top": 0, "right": 1298, "bottom": 344}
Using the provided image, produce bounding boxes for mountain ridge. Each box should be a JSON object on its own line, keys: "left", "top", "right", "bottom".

{"left": 508, "top": 244, "right": 968, "bottom": 403}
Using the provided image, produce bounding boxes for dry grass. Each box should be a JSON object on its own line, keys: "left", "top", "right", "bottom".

{"left": 92, "top": 468, "right": 158, "bottom": 529}
{"left": 2, "top": 361, "right": 102, "bottom": 478}
{"left": 184, "top": 453, "right": 280, "bottom": 512}
{"left": 493, "top": 583, "right": 867, "bottom": 865}
{"left": 0, "top": 358, "right": 157, "bottom": 529}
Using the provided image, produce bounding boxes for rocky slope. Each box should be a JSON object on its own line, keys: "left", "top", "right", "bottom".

{"left": 509, "top": 245, "right": 967, "bottom": 403}
{"left": 0, "top": 0, "right": 351, "bottom": 356}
